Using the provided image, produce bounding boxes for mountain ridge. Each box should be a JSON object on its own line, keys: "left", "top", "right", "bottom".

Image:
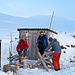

{"left": 0, "top": 13, "right": 75, "bottom": 34}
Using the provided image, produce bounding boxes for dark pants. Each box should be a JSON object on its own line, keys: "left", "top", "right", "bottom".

{"left": 39, "top": 47, "right": 45, "bottom": 55}
{"left": 23, "top": 49, "right": 27, "bottom": 57}
{"left": 17, "top": 50, "right": 22, "bottom": 63}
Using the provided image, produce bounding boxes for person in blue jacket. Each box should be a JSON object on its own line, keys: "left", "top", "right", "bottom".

{"left": 37, "top": 31, "right": 48, "bottom": 55}
{"left": 45, "top": 37, "right": 61, "bottom": 71}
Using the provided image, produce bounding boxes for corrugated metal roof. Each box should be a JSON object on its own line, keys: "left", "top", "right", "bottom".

{"left": 17, "top": 28, "right": 58, "bottom": 34}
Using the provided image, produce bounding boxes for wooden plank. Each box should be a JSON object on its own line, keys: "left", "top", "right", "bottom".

{"left": 48, "top": 59, "right": 54, "bottom": 69}
{"left": 33, "top": 59, "right": 41, "bottom": 68}
{"left": 31, "top": 33, "right": 34, "bottom": 58}
{"left": 13, "top": 56, "right": 27, "bottom": 59}
{"left": 45, "top": 53, "right": 54, "bottom": 69}
{"left": 33, "top": 33, "right": 35, "bottom": 59}
{"left": 3, "top": 64, "right": 9, "bottom": 72}
{"left": 38, "top": 52, "right": 49, "bottom": 72}
{"left": 44, "top": 57, "right": 50, "bottom": 59}
{"left": 3, "top": 63, "right": 19, "bottom": 72}
{"left": 33, "top": 52, "right": 46, "bottom": 68}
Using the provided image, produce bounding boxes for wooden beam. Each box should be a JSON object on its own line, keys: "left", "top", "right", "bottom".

{"left": 13, "top": 56, "right": 27, "bottom": 59}
{"left": 33, "top": 52, "right": 46, "bottom": 68}
{"left": 33, "top": 59, "right": 41, "bottom": 68}
{"left": 45, "top": 53, "right": 54, "bottom": 69}
{"left": 38, "top": 52, "right": 49, "bottom": 72}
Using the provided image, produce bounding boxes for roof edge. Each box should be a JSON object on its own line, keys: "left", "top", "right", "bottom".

{"left": 17, "top": 28, "right": 58, "bottom": 34}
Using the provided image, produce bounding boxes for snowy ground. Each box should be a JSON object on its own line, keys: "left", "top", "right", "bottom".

{"left": 1, "top": 32, "right": 75, "bottom": 75}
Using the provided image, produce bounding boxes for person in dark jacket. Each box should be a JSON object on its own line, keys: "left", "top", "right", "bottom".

{"left": 16, "top": 39, "right": 28, "bottom": 64}
{"left": 37, "top": 31, "right": 48, "bottom": 55}
{"left": 45, "top": 37, "right": 61, "bottom": 71}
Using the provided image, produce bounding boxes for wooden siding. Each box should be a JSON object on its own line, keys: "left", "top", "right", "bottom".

{"left": 18, "top": 29, "right": 56, "bottom": 60}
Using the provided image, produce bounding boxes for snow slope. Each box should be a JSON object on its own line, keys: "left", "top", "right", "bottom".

{"left": 17, "top": 67, "right": 75, "bottom": 75}
{"left": 0, "top": 71, "right": 8, "bottom": 75}
{"left": 1, "top": 32, "right": 75, "bottom": 75}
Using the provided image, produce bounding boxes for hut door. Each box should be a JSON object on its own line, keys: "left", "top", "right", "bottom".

{"left": 28, "top": 33, "right": 38, "bottom": 60}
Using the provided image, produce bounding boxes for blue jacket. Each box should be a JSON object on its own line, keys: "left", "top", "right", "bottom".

{"left": 45, "top": 39, "right": 61, "bottom": 53}
{"left": 37, "top": 35, "right": 48, "bottom": 49}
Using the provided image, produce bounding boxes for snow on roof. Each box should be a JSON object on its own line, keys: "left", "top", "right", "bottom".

{"left": 17, "top": 28, "right": 58, "bottom": 34}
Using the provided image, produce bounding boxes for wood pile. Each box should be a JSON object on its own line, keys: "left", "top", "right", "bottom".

{"left": 33, "top": 51, "right": 54, "bottom": 72}
{"left": 3, "top": 63, "right": 19, "bottom": 72}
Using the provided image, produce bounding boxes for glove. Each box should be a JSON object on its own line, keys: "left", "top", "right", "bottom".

{"left": 24, "top": 48, "right": 27, "bottom": 50}
{"left": 17, "top": 49, "right": 21, "bottom": 53}
{"left": 18, "top": 49, "right": 21, "bottom": 51}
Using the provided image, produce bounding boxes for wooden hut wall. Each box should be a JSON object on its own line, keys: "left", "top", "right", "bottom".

{"left": 19, "top": 30, "right": 53, "bottom": 60}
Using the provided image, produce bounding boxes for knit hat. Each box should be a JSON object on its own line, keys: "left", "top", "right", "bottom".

{"left": 20, "top": 39, "right": 24, "bottom": 43}
{"left": 49, "top": 37, "right": 53, "bottom": 41}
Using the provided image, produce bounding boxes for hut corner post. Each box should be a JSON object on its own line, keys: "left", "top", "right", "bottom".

{"left": 0, "top": 40, "right": 1, "bottom": 70}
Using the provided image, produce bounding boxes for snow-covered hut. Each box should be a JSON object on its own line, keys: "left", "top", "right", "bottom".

{"left": 17, "top": 28, "right": 57, "bottom": 60}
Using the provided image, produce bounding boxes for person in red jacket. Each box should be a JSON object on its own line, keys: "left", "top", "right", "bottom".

{"left": 16, "top": 39, "right": 28, "bottom": 64}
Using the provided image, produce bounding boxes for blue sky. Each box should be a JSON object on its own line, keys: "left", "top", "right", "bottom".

{"left": 0, "top": 0, "right": 75, "bottom": 20}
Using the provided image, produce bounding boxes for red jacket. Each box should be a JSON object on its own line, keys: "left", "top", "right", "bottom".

{"left": 16, "top": 39, "right": 28, "bottom": 51}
